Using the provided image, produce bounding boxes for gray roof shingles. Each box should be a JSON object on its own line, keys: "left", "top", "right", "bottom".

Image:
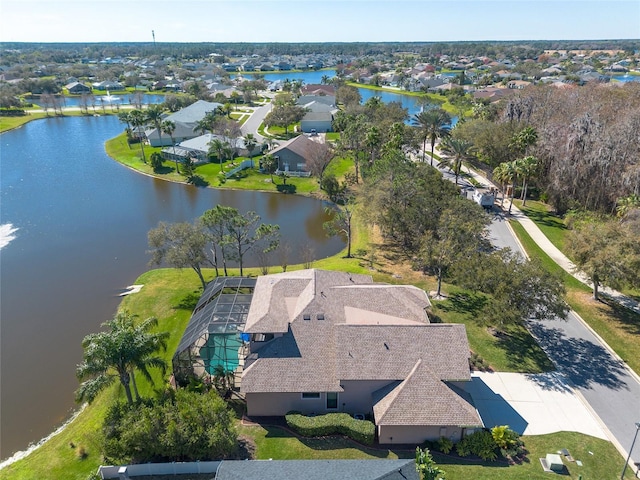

{"left": 241, "top": 269, "right": 480, "bottom": 427}
{"left": 215, "top": 459, "right": 419, "bottom": 480}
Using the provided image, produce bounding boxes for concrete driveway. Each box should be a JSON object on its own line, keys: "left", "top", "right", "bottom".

{"left": 468, "top": 371, "right": 607, "bottom": 439}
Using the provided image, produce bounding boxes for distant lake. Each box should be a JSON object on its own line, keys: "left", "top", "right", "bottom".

{"left": 0, "top": 115, "right": 343, "bottom": 460}
{"left": 233, "top": 69, "right": 336, "bottom": 85}
{"left": 238, "top": 69, "right": 457, "bottom": 123}
{"left": 29, "top": 93, "right": 166, "bottom": 108}
{"left": 611, "top": 74, "right": 640, "bottom": 82}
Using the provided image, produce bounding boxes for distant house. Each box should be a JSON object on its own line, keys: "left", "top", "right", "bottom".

{"left": 241, "top": 269, "right": 483, "bottom": 445}
{"left": 300, "top": 84, "right": 336, "bottom": 96}
{"left": 161, "top": 132, "right": 261, "bottom": 164}
{"left": 297, "top": 97, "right": 337, "bottom": 133}
{"left": 266, "top": 135, "right": 326, "bottom": 174}
{"left": 145, "top": 100, "right": 222, "bottom": 147}
{"left": 65, "top": 81, "right": 91, "bottom": 94}
{"left": 507, "top": 80, "right": 532, "bottom": 89}
{"left": 91, "top": 80, "right": 124, "bottom": 90}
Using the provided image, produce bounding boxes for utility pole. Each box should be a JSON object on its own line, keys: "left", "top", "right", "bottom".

{"left": 621, "top": 422, "right": 640, "bottom": 479}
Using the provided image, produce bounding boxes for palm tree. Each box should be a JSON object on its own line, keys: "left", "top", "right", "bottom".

{"left": 412, "top": 111, "right": 431, "bottom": 163}
{"left": 146, "top": 105, "right": 164, "bottom": 147}
{"left": 439, "top": 137, "right": 475, "bottom": 185}
{"left": 76, "top": 311, "right": 169, "bottom": 406}
{"left": 194, "top": 118, "right": 211, "bottom": 136}
{"left": 117, "top": 111, "right": 133, "bottom": 146}
{"left": 424, "top": 109, "right": 452, "bottom": 166}
{"left": 129, "top": 109, "right": 147, "bottom": 163}
{"left": 161, "top": 120, "right": 178, "bottom": 174}
{"left": 515, "top": 156, "right": 538, "bottom": 206}
{"left": 243, "top": 133, "right": 258, "bottom": 167}
{"left": 262, "top": 154, "right": 278, "bottom": 183}
{"left": 492, "top": 162, "right": 511, "bottom": 207}
{"left": 365, "top": 125, "right": 381, "bottom": 165}
{"left": 493, "top": 161, "right": 519, "bottom": 213}
{"left": 208, "top": 138, "right": 226, "bottom": 173}
{"left": 321, "top": 74, "right": 330, "bottom": 85}
{"left": 510, "top": 126, "right": 538, "bottom": 156}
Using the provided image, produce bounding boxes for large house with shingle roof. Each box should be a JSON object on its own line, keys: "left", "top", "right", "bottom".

{"left": 241, "top": 269, "right": 483, "bottom": 445}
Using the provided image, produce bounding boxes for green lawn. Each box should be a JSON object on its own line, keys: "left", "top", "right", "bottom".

{"left": 236, "top": 424, "right": 624, "bottom": 480}
{"left": 514, "top": 200, "right": 569, "bottom": 251}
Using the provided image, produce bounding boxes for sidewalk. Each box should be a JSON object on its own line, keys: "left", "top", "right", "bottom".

{"left": 434, "top": 152, "right": 640, "bottom": 315}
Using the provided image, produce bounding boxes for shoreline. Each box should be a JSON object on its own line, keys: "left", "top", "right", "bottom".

{"left": 0, "top": 404, "right": 86, "bottom": 469}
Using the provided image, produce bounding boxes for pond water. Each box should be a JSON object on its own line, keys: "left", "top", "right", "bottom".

{"left": 610, "top": 74, "right": 640, "bottom": 82}
{"left": 0, "top": 115, "right": 343, "bottom": 460}
{"left": 238, "top": 69, "right": 457, "bottom": 122}
{"left": 29, "top": 93, "right": 166, "bottom": 108}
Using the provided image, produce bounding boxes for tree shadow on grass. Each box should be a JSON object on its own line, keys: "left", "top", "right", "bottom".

{"left": 494, "top": 327, "right": 556, "bottom": 373}
{"left": 174, "top": 290, "right": 201, "bottom": 310}
{"left": 596, "top": 295, "right": 640, "bottom": 337}
{"left": 436, "top": 292, "right": 488, "bottom": 316}
{"left": 154, "top": 165, "right": 174, "bottom": 175}
{"left": 527, "top": 318, "right": 630, "bottom": 391}
{"left": 188, "top": 175, "right": 210, "bottom": 187}
{"left": 520, "top": 206, "right": 567, "bottom": 232}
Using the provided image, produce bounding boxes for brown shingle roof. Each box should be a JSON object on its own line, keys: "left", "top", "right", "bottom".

{"left": 373, "top": 360, "right": 482, "bottom": 427}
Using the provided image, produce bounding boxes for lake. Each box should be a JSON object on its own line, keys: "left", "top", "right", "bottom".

{"left": 29, "top": 93, "right": 166, "bottom": 109}
{"left": 0, "top": 115, "right": 343, "bottom": 460}
{"left": 239, "top": 69, "right": 456, "bottom": 121}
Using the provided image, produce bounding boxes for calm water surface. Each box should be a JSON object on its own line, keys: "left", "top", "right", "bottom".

{"left": 0, "top": 115, "right": 342, "bottom": 459}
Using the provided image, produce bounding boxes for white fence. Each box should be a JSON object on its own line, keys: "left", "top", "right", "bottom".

{"left": 98, "top": 461, "right": 221, "bottom": 478}
{"left": 224, "top": 159, "right": 253, "bottom": 178}
{"left": 275, "top": 169, "right": 312, "bottom": 178}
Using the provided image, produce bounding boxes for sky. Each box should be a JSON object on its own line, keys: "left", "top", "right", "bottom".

{"left": 0, "top": 0, "right": 638, "bottom": 44}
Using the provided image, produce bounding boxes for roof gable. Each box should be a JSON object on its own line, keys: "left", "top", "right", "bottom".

{"left": 373, "top": 360, "right": 482, "bottom": 427}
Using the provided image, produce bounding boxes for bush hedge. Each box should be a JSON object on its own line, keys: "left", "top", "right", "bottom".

{"left": 285, "top": 412, "right": 375, "bottom": 445}
{"left": 0, "top": 108, "right": 27, "bottom": 116}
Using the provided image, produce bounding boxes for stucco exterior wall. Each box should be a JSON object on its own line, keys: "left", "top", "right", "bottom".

{"left": 377, "top": 425, "right": 466, "bottom": 445}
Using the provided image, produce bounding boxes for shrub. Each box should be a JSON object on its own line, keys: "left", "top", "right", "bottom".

{"left": 491, "top": 425, "right": 525, "bottom": 459}
{"left": 285, "top": 412, "right": 375, "bottom": 445}
{"left": 103, "top": 389, "right": 237, "bottom": 463}
{"left": 457, "top": 429, "right": 498, "bottom": 461}
{"left": 75, "top": 445, "right": 88, "bottom": 459}
{"left": 436, "top": 436, "right": 453, "bottom": 454}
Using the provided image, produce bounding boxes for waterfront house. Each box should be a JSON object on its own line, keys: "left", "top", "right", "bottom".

{"left": 241, "top": 269, "right": 483, "bottom": 445}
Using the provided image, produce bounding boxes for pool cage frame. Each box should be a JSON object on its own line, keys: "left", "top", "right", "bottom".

{"left": 172, "top": 277, "right": 256, "bottom": 388}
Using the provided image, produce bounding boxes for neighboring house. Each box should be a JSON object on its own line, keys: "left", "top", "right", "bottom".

{"left": 92, "top": 80, "right": 124, "bottom": 90}
{"left": 161, "top": 132, "right": 261, "bottom": 164}
{"left": 215, "top": 459, "right": 419, "bottom": 480}
{"left": 241, "top": 269, "right": 483, "bottom": 445}
{"left": 65, "top": 81, "right": 91, "bottom": 94}
{"left": 507, "top": 80, "right": 532, "bottom": 89}
{"left": 300, "top": 111, "right": 334, "bottom": 133}
{"left": 267, "top": 135, "right": 325, "bottom": 173}
{"left": 297, "top": 98, "right": 338, "bottom": 133}
{"left": 300, "top": 84, "right": 336, "bottom": 96}
{"left": 145, "top": 99, "right": 222, "bottom": 147}
{"left": 297, "top": 94, "right": 336, "bottom": 107}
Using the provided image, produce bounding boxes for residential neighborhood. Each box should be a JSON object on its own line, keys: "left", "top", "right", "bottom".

{"left": 1, "top": 38, "right": 639, "bottom": 480}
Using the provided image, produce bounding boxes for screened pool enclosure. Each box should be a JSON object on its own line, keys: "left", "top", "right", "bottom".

{"left": 172, "top": 277, "right": 256, "bottom": 386}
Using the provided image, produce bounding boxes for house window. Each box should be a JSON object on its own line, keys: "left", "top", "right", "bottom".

{"left": 301, "top": 392, "right": 320, "bottom": 399}
{"left": 326, "top": 392, "right": 338, "bottom": 409}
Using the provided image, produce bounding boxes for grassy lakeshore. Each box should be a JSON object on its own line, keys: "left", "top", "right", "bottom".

{"left": 2, "top": 110, "right": 633, "bottom": 480}
{"left": 1, "top": 256, "right": 623, "bottom": 479}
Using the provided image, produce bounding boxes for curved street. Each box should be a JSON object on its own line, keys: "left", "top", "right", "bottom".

{"left": 431, "top": 152, "right": 640, "bottom": 473}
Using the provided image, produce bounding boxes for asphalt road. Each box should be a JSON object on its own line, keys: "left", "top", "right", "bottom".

{"left": 489, "top": 198, "right": 640, "bottom": 473}
{"left": 433, "top": 157, "right": 640, "bottom": 472}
